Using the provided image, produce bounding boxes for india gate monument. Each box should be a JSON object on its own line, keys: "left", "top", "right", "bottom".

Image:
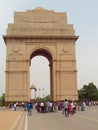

{"left": 3, "top": 7, "right": 78, "bottom": 102}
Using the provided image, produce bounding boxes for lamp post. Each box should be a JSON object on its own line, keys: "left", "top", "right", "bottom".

{"left": 39, "top": 88, "right": 41, "bottom": 99}
{"left": 43, "top": 88, "right": 44, "bottom": 98}
{"left": 34, "top": 88, "right": 37, "bottom": 100}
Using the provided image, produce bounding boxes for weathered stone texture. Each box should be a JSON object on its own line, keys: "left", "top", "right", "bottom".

{"left": 4, "top": 7, "right": 78, "bottom": 102}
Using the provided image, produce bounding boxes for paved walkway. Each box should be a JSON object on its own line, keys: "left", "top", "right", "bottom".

{"left": 1, "top": 106, "right": 98, "bottom": 130}
{"left": 27, "top": 106, "right": 98, "bottom": 130}
{"left": 0, "top": 108, "right": 25, "bottom": 130}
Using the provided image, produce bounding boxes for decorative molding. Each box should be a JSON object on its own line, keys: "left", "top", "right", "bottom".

{"left": 12, "top": 46, "right": 19, "bottom": 53}
{"left": 3, "top": 35, "right": 79, "bottom": 43}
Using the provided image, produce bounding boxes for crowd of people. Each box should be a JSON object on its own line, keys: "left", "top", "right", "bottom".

{"left": 23, "top": 99, "right": 86, "bottom": 116}
{"left": 7, "top": 100, "right": 97, "bottom": 116}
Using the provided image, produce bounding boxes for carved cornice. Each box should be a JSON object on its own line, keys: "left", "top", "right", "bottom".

{"left": 5, "top": 70, "right": 27, "bottom": 72}
{"left": 3, "top": 35, "right": 79, "bottom": 44}
{"left": 6, "top": 60, "right": 29, "bottom": 62}
{"left": 56, "top": 70, "right": 77, "bottom": 73}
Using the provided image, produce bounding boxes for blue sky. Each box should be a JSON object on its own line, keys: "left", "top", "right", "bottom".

{"left": 0, "top": 0, "right": 98, "bottom": 97}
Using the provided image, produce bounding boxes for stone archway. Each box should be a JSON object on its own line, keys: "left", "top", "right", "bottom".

{"left": 3, "top": 7, "right": 78, "bottom": 102}
{"left": 30, "top": 48, "right": 53, "bottom": 100}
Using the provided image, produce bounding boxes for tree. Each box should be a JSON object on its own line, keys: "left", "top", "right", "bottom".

{"left": 36, "top": 95, "right": 50, "bottom": 102}
{"left": 0, "top": 93, "right": 5, "bottom": 106}
{"left": 78, "top": 82, "right": 98, "bottom": 101}
{"left": 43, "top": 95, "right": 50, "bottom": 101}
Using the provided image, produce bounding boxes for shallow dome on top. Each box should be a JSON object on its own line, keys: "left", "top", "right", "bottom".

{"left": 30, "top": 84, "right": 37, "bottom": 91}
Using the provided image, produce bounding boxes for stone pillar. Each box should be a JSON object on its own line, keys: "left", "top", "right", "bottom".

{"left": 5, "top": 40, "right": 30, "bottom": 102}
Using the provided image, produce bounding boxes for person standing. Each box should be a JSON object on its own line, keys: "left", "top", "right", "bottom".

{"left": 27, "top": 102, "right": 32, "bottom": 115}
{"left": 13, "top": 102, "right": 17, "bottom": 111}
{"left": 61, "top": 100, "right": 64, "bottom": 114}
{"left": 68, "top": 101, "right": 71, "bottom": 116}
{"left": 40, "top": 101, "right": 44, "bottom": 113}
{"left": 23, "top": 102, "right": 27, "bottom": 111}
{"left": 64, "top": 99, "right": 68, "bottom": 117}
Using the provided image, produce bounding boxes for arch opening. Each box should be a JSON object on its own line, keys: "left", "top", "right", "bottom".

{"left": 30, "top": 49, "right": 53, "bottom": 100}
{"left": 30, "top": 49, "right": 53, "bottom": 63}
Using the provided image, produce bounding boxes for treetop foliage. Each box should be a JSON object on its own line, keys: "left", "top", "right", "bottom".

{"left": 78, "top": 82, "right": 98, "bottom": 101}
